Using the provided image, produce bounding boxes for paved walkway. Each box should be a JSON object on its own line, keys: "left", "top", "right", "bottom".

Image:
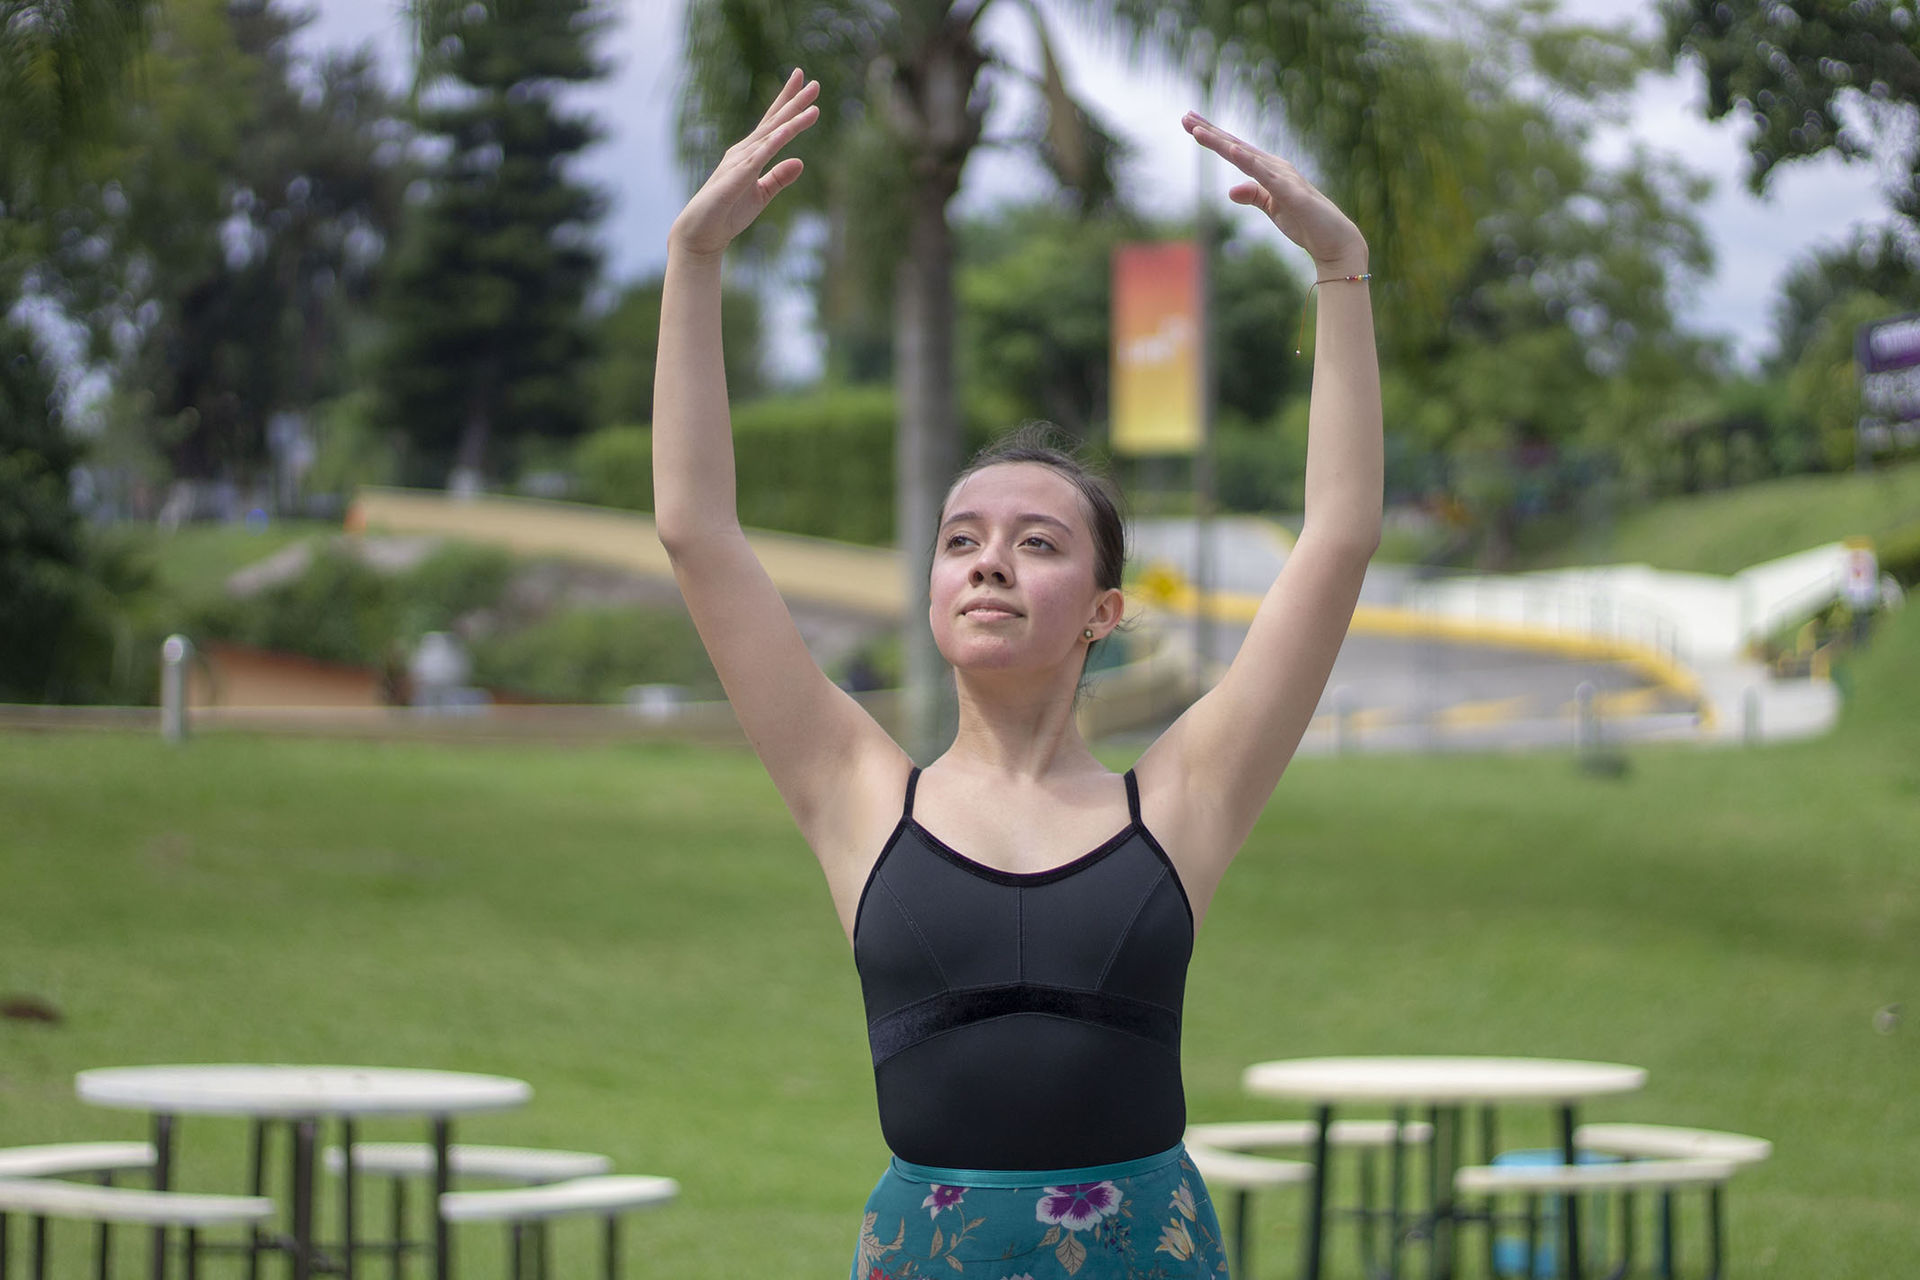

{"left": 348, "top": 490, "right": 1851, "bottom": 748}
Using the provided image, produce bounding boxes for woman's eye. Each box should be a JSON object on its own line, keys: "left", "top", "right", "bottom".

{"left": 1022, "top": 536, "right": 1055, "bottom": 550}
{"left": 945, "top": 534, "right": 974, "bottom": 549}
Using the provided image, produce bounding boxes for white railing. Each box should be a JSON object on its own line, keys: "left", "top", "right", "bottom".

{"left": 1400, "top": 571, "right": 1687, "bottom": 667}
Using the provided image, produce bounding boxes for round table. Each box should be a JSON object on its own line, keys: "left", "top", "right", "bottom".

{"left": 77, "top": 1065, "right": 532, "bottom": 1280}
{"left": 1242, "top": 1056, "right": 1647, "bottom": 1280}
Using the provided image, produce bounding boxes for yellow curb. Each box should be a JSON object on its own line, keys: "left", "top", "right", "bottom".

{"left": 1435, "top": 695, "right": 1533, "bottom": 727}
{"left": 1145, "top": 582, "right": 1710, "bottom": 725}
{"left": 1586, "top": 687, "right": 1666, "bottom": 718}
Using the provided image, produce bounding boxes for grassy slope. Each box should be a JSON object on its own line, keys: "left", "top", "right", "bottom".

{"left": 2, "top": 610, "right": 1915, "bottom": 1277}
{"left": 125, "top": 520, "right": 337, "bottom": 602}
{"left": 1523, "top": 458, "right": 1920, "bottom": 575}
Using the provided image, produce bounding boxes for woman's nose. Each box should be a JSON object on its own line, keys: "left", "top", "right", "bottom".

{"left": 970, "top": 545, "right": 1011, "bottom": 584}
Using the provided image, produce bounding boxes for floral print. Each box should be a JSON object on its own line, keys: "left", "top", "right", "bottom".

{"left": 925, "top": 1186, "right": 968, "bottom": 1218}
{"left": 852, "top": 1151, "right": 1228, "bottom": 1280}
{"left": 1036, "top": 1182, "right": 1122, "bottom": 1231}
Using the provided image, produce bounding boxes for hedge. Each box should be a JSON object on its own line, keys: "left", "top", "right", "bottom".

{"left": 573, "top": 387, "right": 997, "bottom": 545}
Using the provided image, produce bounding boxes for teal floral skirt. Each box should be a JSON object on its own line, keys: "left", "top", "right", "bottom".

{"left": 852, "top": 1143, "right": 1230, "bottom": 1279}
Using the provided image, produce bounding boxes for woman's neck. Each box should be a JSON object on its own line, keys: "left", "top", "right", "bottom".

{"left": 939, "top": 667, "right": 1101, "bottom": 779}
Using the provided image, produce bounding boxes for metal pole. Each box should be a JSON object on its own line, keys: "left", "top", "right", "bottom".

{"left": 160, "top": 635, "right": 192, "bottom": 744}
{"left": 1575, "top": 680, "right": 1599, "bottom": 759}
{"left": 1192, "top": 82, "right": 1217, "bottom": 702}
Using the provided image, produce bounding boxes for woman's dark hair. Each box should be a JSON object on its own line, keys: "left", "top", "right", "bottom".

{"left": 941, "top": 422, "right": 1128, "bottom": 592}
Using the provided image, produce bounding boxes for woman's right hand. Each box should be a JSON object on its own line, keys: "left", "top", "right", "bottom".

{"left": 669, "top": 69, "right": 821, "bottom": 261}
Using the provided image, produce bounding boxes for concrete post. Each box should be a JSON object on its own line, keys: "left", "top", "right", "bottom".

{"left": 1574, "top": 680, "right": 1598, "bottom": 757}
{"left": 161, "top": 635, "right": 192, "bottom": 744}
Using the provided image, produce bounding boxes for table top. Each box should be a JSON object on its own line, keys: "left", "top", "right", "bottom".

{"left": 76, "top": 1065, "right": 532, "bottom": 1119}
{"left": 1242, "top": 1056, "right": 1648, "bottom": 1104}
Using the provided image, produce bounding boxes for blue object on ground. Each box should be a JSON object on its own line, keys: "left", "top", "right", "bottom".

{"left": 1488, "top": 1148, "right": 1621, "bottom": 1279}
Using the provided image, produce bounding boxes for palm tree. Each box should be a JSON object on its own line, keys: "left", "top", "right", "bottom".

{"left": 676, "top": 0, "right": 1469, "bottom": 757}
{"left": 2, "top": 0, "right": 149, "bottom": 239}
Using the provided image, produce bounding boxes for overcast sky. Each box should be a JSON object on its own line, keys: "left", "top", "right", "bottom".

{"left": 298, "top": 0, "right": 1889, "bottom": 375}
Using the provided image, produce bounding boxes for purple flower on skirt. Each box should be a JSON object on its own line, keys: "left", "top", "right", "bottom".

{"left": 1035, "top": 1181, "right": 1122, "bottom": 1230}
{"left": 922, "top": 1185, "right": 966, "bottom": 1219}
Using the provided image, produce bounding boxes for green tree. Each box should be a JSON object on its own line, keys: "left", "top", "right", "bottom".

{"left": 592, "top": 274, "right": 764, "bottom": 429}
{"left": 376, "top": 0, "right": 608, "bottom": 488}
{"left": 1663, "top": 0, "right": 1920, "bottom": 219}
{"left": 1786, "top": 290, "right": 1902, "bottom": 470}
{"left": 0, "top": 0, "right": 148, "bottom": 213}
{"left": 1769, "top": 225, "right": 1920, "bottom": 370}
{"left": 1383, "top": 3, "right": 1719, "bottom": 564}
{"left": 30, "top": 0, "right": 408, "bottom": 499}
{"left": 1, "top": 0, "right": 153, "bottom": 701}
{"left": 676, "top": 0, "right": 1471, "bottom": 752}
{"left": 957, "top": 201, "right": 1307, "bottom": 438}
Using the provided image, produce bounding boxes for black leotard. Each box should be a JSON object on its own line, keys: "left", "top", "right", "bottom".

{"left": 850, "top": 767, "right": 1195, "bottom": 1170}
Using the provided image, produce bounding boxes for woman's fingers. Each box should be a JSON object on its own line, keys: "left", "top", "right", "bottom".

{"left": 745, "top": 81, "right": 820, "bottom": 167}
{"left": 759, "top": 156, "right": 805, "bottom": 201}
{"left": 1228, "top": 181, "right": 1270, "bottom": 212}
{"left": 1185, "top": 115, "right": 1278, "bottom": 183}
{"left": 1184, "top": 110, "right": 1368, "bottom": 267}
{"left": 671, "top": 75, "right": 821, "bottom": 256}
{"left": 756, "top": 68, "right": 807, "bottom": 130}
{"left": 747, "top": 100, "right": 819, "bottom": 173}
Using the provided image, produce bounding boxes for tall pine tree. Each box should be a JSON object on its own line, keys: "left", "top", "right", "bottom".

{"left": 377, "top": 0, "right": 607, "bottom": 489}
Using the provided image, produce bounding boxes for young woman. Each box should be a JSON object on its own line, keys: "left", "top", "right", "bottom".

{"left": 655, "top": 69, "right": 1381, "bottom": 1280}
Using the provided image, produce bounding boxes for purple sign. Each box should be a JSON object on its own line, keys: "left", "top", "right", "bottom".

{"left": 1857, "top": 311, "right": 1920, "bottom": 374}
{"left": 1858, "top": 312, "right": 1920, "bottom": 455}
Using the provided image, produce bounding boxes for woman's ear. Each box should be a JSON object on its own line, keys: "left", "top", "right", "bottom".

{"left": 1088, "top": 587, "right": 1125, "bottom": 639}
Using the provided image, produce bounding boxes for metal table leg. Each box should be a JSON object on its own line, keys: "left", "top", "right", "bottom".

{"left": 245, "top": 1122, "right": 267, "bottom": 1280}
{"left": 1302, "top": 1103, "right": 1334, "bottom": 1280}
{"left": 340, "top": 1119, "right": 358, "bottom": 1280}
{"left": 151, "top": 1114, "right": 175, "bottom": 1280}
{"left": 1558, "top": 1106, "right": 1582, "bottom": 1280}
{"left": 292, "top": 1118, "right": 317, "bottom": 1280}
{"left": 431, "top": 1118, "right": 453, "bottom": 1280}
{"left": 1386, "top": 1106, "right": 1407, "bottom": 1280}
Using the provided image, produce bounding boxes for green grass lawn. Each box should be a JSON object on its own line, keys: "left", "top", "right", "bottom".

{"left": 122, "top": 519, "right": 337, "bottom": 603}
{"left": 1523, "top": 457, "right": 1920, "bottom": 575}
{"left": 3, "top": 611, "right": 1915, "bottom": 1277}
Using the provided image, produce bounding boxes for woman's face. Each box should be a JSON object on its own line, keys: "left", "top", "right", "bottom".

{"left": 929, "top": 462, "right": 1119, "bottom": 673}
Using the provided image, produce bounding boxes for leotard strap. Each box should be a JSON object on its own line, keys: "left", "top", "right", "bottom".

{"left": 903, "top": 766, "right": 921, "bottom": 821}
{"left": 1123, "top": 768, "right": 1142, "bottom": 827}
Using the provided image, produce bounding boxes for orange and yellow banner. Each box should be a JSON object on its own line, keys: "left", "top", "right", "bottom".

{"left": 1110, "top": 242, "right": 1205, "bottom": 455}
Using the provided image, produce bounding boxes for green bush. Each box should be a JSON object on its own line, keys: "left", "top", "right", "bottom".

{"left": 397, "top": 543, "right": 515, "bottom": 634}
{"left": 1834, "top": 589, "right": 1918, "bottom": 738}
{"left": 572, "top": 424, "right": 653, "bottom": 511}
{"left": 469, "top": 606, "right": 718, "bottom": 703}
{"left": 198, "top": 546, "right": 396, "bottom": 666}
{"left": 573, "top": 387, "right": 998, "bottom": 544}
{"left": 1214, "top": 417, "right": 1307, "bottom": 514}
{"left": 194, "top": 540, "right": 519, "bottom": 669}
{"left": 1875, "top": 520, "right": 1920, "bottom": 587}
{"left": 730, "top": 387, "right": 901, "bottom": 543}
{"left": 307, "top": 391, "right": 400, "bottom": 500}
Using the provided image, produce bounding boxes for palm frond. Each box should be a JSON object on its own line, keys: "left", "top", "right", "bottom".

{"left": 0, "top": 0, "right": 148, "bottom": 205}
{"left": 1049, "top": 0, "right": 1475, "bottom": 327}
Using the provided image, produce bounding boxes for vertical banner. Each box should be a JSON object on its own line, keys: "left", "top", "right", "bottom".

{"left": 1111, "top": 241, "right": 1204, "bottom": 456}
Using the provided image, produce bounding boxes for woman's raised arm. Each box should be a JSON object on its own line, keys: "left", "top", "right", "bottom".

{"left": 654, "top": 71, "right": 908, "bottom": 924}
{"left": 1135, "top": 114, "right": 1384, "bottom": 921}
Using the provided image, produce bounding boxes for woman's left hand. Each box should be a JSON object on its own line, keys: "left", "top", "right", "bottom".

{"left": 1183, "top": 112, "right": 1368, "bottom": 275}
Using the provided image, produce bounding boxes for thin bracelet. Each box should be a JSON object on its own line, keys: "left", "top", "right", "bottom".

{"left": 1297, "top": 272, "right": 1372, "bottom": 355}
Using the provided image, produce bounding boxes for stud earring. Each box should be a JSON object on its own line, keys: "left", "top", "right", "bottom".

{"left": 1083, "top": 628, "right": 1095, "bottom": 640}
